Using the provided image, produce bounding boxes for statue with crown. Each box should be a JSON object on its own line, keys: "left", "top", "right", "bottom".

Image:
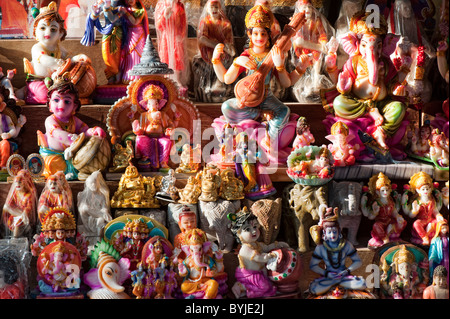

{"left": 209, "top": 4, "right": 308, "bottom": 167}
{"left": 20, "top": 1, "right": 96, "bottom": 105}
{"left": 107, "top": 35, "right": 200, "bottom": 173}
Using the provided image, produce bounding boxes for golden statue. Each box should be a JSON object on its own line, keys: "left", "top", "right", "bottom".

{"left": 220, "top": 168, "right": 244, "bottom": 201}
{"left": 178, "top": 173, "right": 202, "bottom": 204}
{"left": 198, "top": 168, "right": 221, "bottom": 202}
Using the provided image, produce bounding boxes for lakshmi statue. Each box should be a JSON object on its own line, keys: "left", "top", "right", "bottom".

{"left": 228, "top": 206, "right": 289, "bottom": 299}
{"left": 82, "top": 0, "right": 148, "bottom": 84}
{"left": 2, "top": 170, "right": 37, "bottom": 239}
{"left": 36, "top": 75, "right": 109, "bottom": 180}
{"left": 322, "top": 11, "right": 409, "bottom": 161}
{"left": 132, "top": 84, "right": 181, "bottom": 171}
{"left": 361, "top": 172, "right": 407, "bottom": 248}
{"left": 22, "top": 1, "right": 96, "bottom": 105}
{"left": 307, "top": 207, "right": 369, "bottom": 298}
{"left": 402, "top": 171, "right": 444, "bottom": 246}
{"left": 211, "top": 4, "right": 306, "bottom": 164}
{"left": 178, "top": 228, "right": 227, "bottom": 299}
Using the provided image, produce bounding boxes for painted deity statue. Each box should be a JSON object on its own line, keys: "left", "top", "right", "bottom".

{"left": 178, "top": 175, "right": 202, "bottom": 204}
{"left": 428, "top": 129, "right": 449, "bottom": 168}
{"left": 132, "top": 84, "right": 181, "bottom": 171}
{"left": 308, "top": 207, "right": 367, "bottom": 297}
{"left": 322, "top": 11, "right": 408, "bottom": 160}
{"left": 37, "top": 174, "right": 73, "bottom": 225}
{"left": 361, "top": 172, "right": 406, "bottom": 248}
{"left": 407, "top": 121, "right": 432, "bottom": 158}
{"left": 22, "top": 1, "right": 96, "bottom": 105}
{"left": 291, "top": 0, "right": 337, "bottom": 103}
{"left": 423, "top": 265, "right": 449, "bottom": 299}
{"left": 211, "top": 5, "right": 306, "bottom": 164}
{"left": 380, "top": 244, "right": 429, "bottom": 299}
{"left": 173, "top": 206, "right": 198, "bottom": 254}
{"left": 2, "top": 170, "right": 37, "bottom": 239}
{"left": 84, "top": 240, "right": 131, "bottom": 299}
{"left": 82, "top": 0, "right": 148, "bottom": 84}
{"left": 292, "top": 117, "right": 315, "bottom": 150}
{"left": 228, "top": 206, "right": 289, "bottom": 299}
{"left": 155, "top": 0, "right": 188, "bottom": 92}
{"left": 36, "top": 76, "right": 107, "bottom": 180}
{"left": 0, "top": 67, "right": 24, "bottom": 105}
{"left": 402, "top": 171, "right": 444, "bottom": 246}
{"left": 326, "top": 121, "right": 359, "bottom": 166}
{"left": 178, "top": 228, "right": 226, "bottom": 299}
{"left": 175, "top": 144, "right": 201, "bottom": 174}
{"left": 428, "top": 220, "right": 449, "bottom": 286}
{"left": 0, "top": 85, "right": 26, "bottom": 172}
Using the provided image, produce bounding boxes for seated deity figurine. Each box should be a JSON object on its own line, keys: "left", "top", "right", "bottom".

{"left": 326, "top": 121, "right": 359, "bottom": 166}
{"left": 291, "top": 0, "right": 337, "bottom": 103}
{"left": 423, "top": 266, "right": 449, "bottom": 299}
{"left": 178, "top": 175, "right": 202, "bottom": 205}
{"left": 110, "top": 140, "right": 134, "bottom": 173}
{"left": 0, "top": 67, "right": 24, "bottom": 105}
{"left": 117, "top": 218, "right": 150, "bottom": 270}
{"left": 22, "top": 1, "right": 96, "bottom": 105}
{"left": 84, "top": 240, "right": 131, "bottom": 299}
{"left": 198, "top": 168, "right": 221, "bottom": 202}
{"left": 173, "top": 206, "right": 198, "bottom": 253}
{"left": 210, "top": 5, "right": 306, "bottom": 164}
{"left": 175, "top": 144, "right": 202, "bottom": 174}
{"left": 37, "top": 174, "right": 73, "bottom": 225}
{"left": 322, "top": 11, "right": 409, "bottom": 161}
{"left": 380, "top": 244, "right": 429, "bottom": 299}
{"left": 361, "top": 172, "right": 407, "bottom": 248}
{"left": 132, "top": 84, "right": 181, "bottom": 171}
{"left": 292, "top": 117, "right": 315, "bottom": 150}
{"left": 2, "top": 170, "right": 37, "bottom": 239}
{"left": 36, "top": 75, "right": 108, "bottom": 180}
{"left": 0, "top": 85, "right": 26, "bottom": 172}
{"left": 219, "top": 168, "right": 245, "bottom": 201}
{"left": 402, "top": 171, "right": 444, "bottom": 246}
{"left": 428, "top": 129, "right": 449, "bottom": 168}
{"left": 228, "top": 206, "right": 290, "bottom": 299}
{"left": 178, "top": 228, "right": 227, "bottom": 299}
{"left": 407, "top": 121, "right": 432, "bottom": 158}
{"left": 307, "top": 207, "right": 368, "bottom": 298}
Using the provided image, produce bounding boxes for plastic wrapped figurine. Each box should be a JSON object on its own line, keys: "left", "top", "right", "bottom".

{"left": 307, "top": 207, "right": 371, "bottom": 299}
{"left": 322, "top": 11, "right": 408, "bottom": 161}
{"left": 379, "top": 244, "right": 429, "bottom": 299}
{"left": 361, "top": 172, "right": 406, "bottom": 248}
{"left": 402, "top": 171, "right": 445, "bottom": 246}
{"left": 234, "top": 131, "right": 276, "bottom": 200}
{"left": 228, "top": 206, "right": 295, "bottom": 298}
{"left": 428, "top": 220, "right": 449, "bottom": 286}
{"left": 37, "top": 174, "right": 73, "bottom": 225}
{"left": 0, "top": 67, "right": 24, "bottom": 105}
{"left": 22, "top": 1, "right": 96, "bottom": 105}
{"left": 154, "top": 0, "right": 188, "bottom": 93}
{"left": 35, "top": 240, "right": 82, "bottom": 297}
{"left": 423, "top": 265, "right": 449, "bottom": 299}
{"left": 193, "top": 0, "right": 235, "bottom": 102}
{"left": 2, "top": 170, "right": 37, "bottom": 239}
{"left": 292, "top": 117, "right": 315, "bottom": 150}
{"left": 77, "top": 171, "right": 112, "bottom": 248}
{"left": 110, "top": 164, "right": 161, "bottom": 208}
{"left": 407, "top": 120, "right": 432, "bottom": 158}
{"left": 155, "top": 169, "right": 179, "bottom": 202}
{"left": 210, "top": 5, "right": 306, "bottom": 164}
{"left": 326, "top": 121, "right": 359, "bottom": 166}
{"left": 428, "top": 129, "right": 449, "bottom": 169}
{"left": 175, "top": 144, "right": 202, "bottom": 174}
{"left": 387, "top": 0, "right": 435, "bottom": 107}
{"left": 82, "top": 0, "right": 148, "bottom": 84}
{"left": 131, "top": 84, "right": 181, "bottom": 171}
{"left": 177, "top": 228, "right": 227, "bottom": 299}
{"left": 0, "top": 85, "right": 26, "bottom": 173}
{"left": 291, "top": 0, "right": 336, "bottom": 103}
{"left": 36, "top": 75, "right": 109, "bottom": 180}
{"left": 84, "top": 240, "right": 131, "bottom": 299}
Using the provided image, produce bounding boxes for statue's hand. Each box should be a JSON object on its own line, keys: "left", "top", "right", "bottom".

{"left": 212, "top": 43, "right": 224, "bottom": 61}
{"left": 235, "top": 56, "right": 256, "bottom": 70}
{"left": 392, "top": 83, "right": 406, "bottom": 97}
{"left": 178, "top": 263, "right": 187, "bottom": 276}
{"left": 272, "top": 46, "right": 286, "bottom": 69}
{"left": 372, "top": 201, "right": 380, "bottom": 215}
{"left": 325, "top": 52, "right": 337, "bottom": 70}
{"left": 337, "top": 70, "right": 352, "bottom": 93}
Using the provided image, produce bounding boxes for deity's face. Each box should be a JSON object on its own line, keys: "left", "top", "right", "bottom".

{"left": 35, "top": 19, "right": 64, "bottom": 47}
{"left": 49, "top": 230, "right": 56, "bottom": 239}
{"left": 417, "top": 184, "right": 432, "bottom": 198}
{"left": 179, "top": 214, "right": 196, "bottom": 232}
{"left": 146, "top": 98, "right": 159, "bottom": 112}
{"left": 48, "top": 179, "right": 61, "bottom": 193}
{"left": 359, "top": 33, "right": 383, "bottom": 60}
{"left": 153, "top": 243, "right": 163, "bottom": 256}
{"left": 249, "top": 27, "right": 269, "bottom": 50}
{"left": 420, "top": 127, "right": 431, "bottom": 139}
{"left": 441, "top": 225, "right": 449, "bottom": 236}
{"left": 397, "top": 0, "right": 413, "bottom": 19}
{"left": 140, "top": 232, "right": 147, "bottom": 240}
{"left": 133, "top": 231, "right": 140, "bottom": 240}
{"left": 324, "top": 226, "right": 339, "bottom": 242}
{"left": 377, "top": 186, "right": 391, "bottom": 199}
{"left": 398, "top": 262, "right": 411, "bottom": 277}
{"left": 49, "top": 91, "right": 77, "bottom": 121}
{"left": 15, "top": 177, "right": 25, "bottom": 192}
{"left": 54, "top": 251, "right": 64, "bottom": 262}
{"left": 435, "top": 275, "right": 447, "bottom": 289}
{"left": 238, "top": 218, "right": 260, "bottom": 244}
{"left": 319, "top": 156, "right": 329, "bottom": 167}
{"left": 56, "top": 229, "right": 65, "bottom": 240}
{"left": 207, "top": 2, "right": 220, "bottom": 19}
{"left": 301, "top": 4, "right": 314, "bottom": 20}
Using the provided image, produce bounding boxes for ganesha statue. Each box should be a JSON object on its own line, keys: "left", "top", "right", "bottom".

{"left": 177, "top": 228, "right": 227, "bottom": 299}
{"left": 322, "top": 11, "right": 409, "bottom": 161}
{"left": 21, "top": 2, "right": 96, "bottom": 105}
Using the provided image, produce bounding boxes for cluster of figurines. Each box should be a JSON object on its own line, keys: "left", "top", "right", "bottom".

{"left": 0, "top": 0, "right": 449, "bottom": 301}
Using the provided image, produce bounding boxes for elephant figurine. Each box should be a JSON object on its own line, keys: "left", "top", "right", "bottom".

{"left": 286, "top": 183, "right": 328, "bottom": 252}
{"left": 198, "top": 199, "right": 241, "bottom": 253}
{"left": 84, "top": 240, "right": 131, "bottom": 299}
{"left": 328, "top": 180, "right": 363, "bottom": 246}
